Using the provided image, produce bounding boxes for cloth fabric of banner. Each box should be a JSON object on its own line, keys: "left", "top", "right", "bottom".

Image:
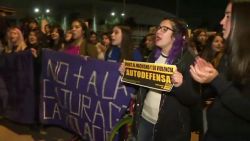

{"left": 0, "top": 51, "right": 35, "bottom": 124}
{"left": 40, "top": 49, "right": 134, "bottom": 141}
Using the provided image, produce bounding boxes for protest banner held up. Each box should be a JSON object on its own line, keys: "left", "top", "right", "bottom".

{"left": 41, "top": 49, "right": 135, "bottom": 141}
{"left": 0, "top": 51, "right": 35, "bottom": 124}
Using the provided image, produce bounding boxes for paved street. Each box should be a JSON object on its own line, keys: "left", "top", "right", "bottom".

{"left": 0, "top": 118, "right": 75, "bottom": 141}
{"left": 0, "top": 117, "right": 199, "bottom": 141}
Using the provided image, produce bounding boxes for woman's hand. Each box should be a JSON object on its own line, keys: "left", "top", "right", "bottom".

{"left": 171, "top": 69, "right": 183, "bottom": 87}
{"left": 119, "top": 62, "right": 125, "bottom": 76}
{"left": 80, "top": 55, "right": 89, "bottom": 61}
{"left": 30, "top": 48, "right": 38, "bottom": 58}
{"left": 190, "top": 57, "right": 218, "bottom": 84}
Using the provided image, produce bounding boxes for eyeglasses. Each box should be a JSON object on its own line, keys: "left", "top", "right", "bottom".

{"left": 157, "top": 26, "right": 174, "bottom": 33}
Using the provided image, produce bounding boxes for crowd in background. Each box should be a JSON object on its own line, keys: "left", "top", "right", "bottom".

{"left": 0, "top": 17, "right": 224, "bottom": 64}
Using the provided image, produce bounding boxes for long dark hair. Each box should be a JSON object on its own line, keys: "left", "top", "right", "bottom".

{"left": 202, "top": 33, "right": 224, "bottom": 68}
{"left": 228, "top": 1, "right": 250, "bottom": 84}
{"left": 50, "top": 24, "right": 65, "bottom": 51}
{"left": 27, "top": 29, "right": 44, "bottom": 46}
{"left": 115, "top": 25, "right": 134, "bottom": 61}
{"left": 154, "top": 17, "right": 188, "bottom": 64}
{"left": 192, "top": 28, "right": 208, "bottom": 54}
{"left": 71, "top": 19, "right": 89, "bottom": 39}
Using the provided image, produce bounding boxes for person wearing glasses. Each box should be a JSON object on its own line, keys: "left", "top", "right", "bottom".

{"left": 120, "top": 17, "right": 199, "bottom": 141}
{"left": 190, "top": 1, "right": 250, "bottom": 141}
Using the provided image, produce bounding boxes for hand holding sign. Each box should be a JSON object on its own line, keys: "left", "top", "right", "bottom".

{"left": 171, "top": 70, "right": 183, "bottom": 87}
{"left": 119, "top": 61, "right": 125, "bottom": 76}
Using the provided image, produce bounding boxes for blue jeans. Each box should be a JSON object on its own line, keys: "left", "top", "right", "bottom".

{"left": 137, "top": 117, "right": 154, "bottom": 141}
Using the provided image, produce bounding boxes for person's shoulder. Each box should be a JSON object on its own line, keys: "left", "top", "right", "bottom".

{"left": 176, "top": 47, "right": 196, "bottom": 72}
{"left": 183, "top": 47, "right": 197, "bottom": 61}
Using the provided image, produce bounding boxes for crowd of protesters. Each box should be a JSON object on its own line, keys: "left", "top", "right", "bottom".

{"left": 0, "top": 17, "right": 223, "bottom": 65}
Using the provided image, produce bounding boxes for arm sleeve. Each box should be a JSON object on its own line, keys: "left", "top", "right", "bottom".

{"left": 171, "top": 50, "right": 200, "bottom": 106}
{"left": 173, "top": 71, "right": 200, "bottom": 106}
{"left": 211, "top": 74, "right": 250, "bottom": 121}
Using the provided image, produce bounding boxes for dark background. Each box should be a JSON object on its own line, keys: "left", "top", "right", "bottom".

{"left": 0, "top": 0, "right": 228, "bottom": 30}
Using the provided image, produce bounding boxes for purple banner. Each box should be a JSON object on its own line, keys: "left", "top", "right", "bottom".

{"left": 0, "top": 51, "right": 35, "bottom": 124}
{"left": 40, "top": 49, "right": 134, "bottom": 141}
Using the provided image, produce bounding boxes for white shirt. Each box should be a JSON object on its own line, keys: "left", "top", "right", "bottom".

{"left": 141, "top": 54, "right": 168, "bottom": 124}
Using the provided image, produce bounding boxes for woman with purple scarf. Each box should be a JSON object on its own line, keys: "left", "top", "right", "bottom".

{"left": 120, "top": 17, "right": 200, "bottom": 141}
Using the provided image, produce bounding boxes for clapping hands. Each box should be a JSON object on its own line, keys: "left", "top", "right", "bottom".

{"left": 190, "top": 57, "right": 218, "bottom": 84}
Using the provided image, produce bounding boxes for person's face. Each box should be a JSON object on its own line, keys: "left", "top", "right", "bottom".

{"left": 220, "top": 2, "right": 232, "bottom": 39}
{"left": 90, "top": 34, "right": 97, "bottom": 44}
{"left": 29, "top": 22, "right": 38, "bottom": 30}
{"left": 9, "top": 29, "right": 19, "bottom": 44}
{"left": 145, "top": 35, "right": 155, "bottom": 50}
{"left": 28, "top": 32, "right": 38, "bottom": 45}
{"left": 65, "top": 31, "right": 72, "bottom": 42}
{"left": 198, "top": 32, "right": 207, "bottom": 45}
{"left": 111, "top": 26, "right": 122, "bottom": 47}
{"left": 51, "top": 28, "right": 60, "bottom": 40}
{"left": 45, "top": 25, "right": 50, "bottom": 33}
{"left": 71, "top": 21, "right": 83, "bottom": 40}
{"left": 211, "top": 35, "right": 224, "bottom": 52}
{"left": 155, "top": 19, "right": 175, "bottom": 49}
{"left": 102, "top": 35, "right": 110, "bottom": 46}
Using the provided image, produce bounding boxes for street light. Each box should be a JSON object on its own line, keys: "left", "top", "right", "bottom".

{"left": 33, "top": 7, "right": 51, "bottom": 15}
{"left": 32, "top": 7, "right": 54, "bottom": 30}
{"left": 111, "top": 12, "right": 116, "bottom": 16}
{"left": 121, "top": 12, "right": 125, "bottom": 17}
{"left": 34, "top": 8, "right": 40, "bottom": 13}
{"left": 45, "top": 8, "right": 50, "bottom": 14}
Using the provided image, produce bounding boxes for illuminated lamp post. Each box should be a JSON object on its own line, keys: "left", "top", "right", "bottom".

{"left": 33, "top": 7, "right": 53, "bottom": 33}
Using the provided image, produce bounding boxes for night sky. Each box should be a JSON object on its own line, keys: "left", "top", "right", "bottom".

{"left": 0, "top": 0, "right": 228, "bottom": 30}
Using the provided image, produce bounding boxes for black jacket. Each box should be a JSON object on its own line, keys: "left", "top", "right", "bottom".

{"left": 204, "top": 54, "right": 250, "bottom": 141}
{"left": 134, "top": 48, "right": 200, "bottom": 141}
